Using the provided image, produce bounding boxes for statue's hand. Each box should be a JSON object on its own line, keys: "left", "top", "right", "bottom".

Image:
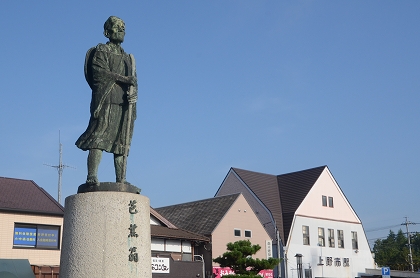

{"left": 125, "top": 76, "right": 137, "bottom": 86}
{"left": 117, "top": 75, "right": 137, "bottom": 86}
{"left": 128, "top": 90, "right": 137, "bottom": 104}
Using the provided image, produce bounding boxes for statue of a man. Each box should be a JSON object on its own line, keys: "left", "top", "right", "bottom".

{"left": 76, "top": 16, "right": 137, "bottom": 185}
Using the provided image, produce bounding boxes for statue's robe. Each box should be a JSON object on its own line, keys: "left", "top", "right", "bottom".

{"left": 76, "top": 42, "right": 136, "bottom": 155}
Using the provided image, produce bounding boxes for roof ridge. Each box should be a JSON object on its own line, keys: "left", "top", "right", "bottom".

{"left": 232, "top": 166, "right": 327, "bottom": 177}
{"left": 156, "top": 193, "right": 240, "bottom": 209}
{"left": 232, "top": 167, "right": 277, "bottom": 177}
{"left": 276, "top": 165, "right": 327, "bottom": 177}
{"left": 0, "top": 176, "right": 33, "bottom": 182}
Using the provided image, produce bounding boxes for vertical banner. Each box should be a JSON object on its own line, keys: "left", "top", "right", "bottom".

{"left": 266, "top": 240, "right": 273, "bottom": 259}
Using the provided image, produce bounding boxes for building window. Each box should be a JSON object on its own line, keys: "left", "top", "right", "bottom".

{"left": 245, "top": 230, "right": 252, "bottom": 238}
{"left": 13, "top": 223, "right": 60, "bottom": 250}
{"left": 322, "top": 195, "right": 327, "bottom": 206}
{"left": 328, "top": 197, "right": 334, "bottom": 207}
{"left": 318, "top": 228, "right": 325, "bottom": 246}
{"left": 337, "top": 230, "right": 344, "bottom": 248}
{"left": 234, "top": 229, "right": 241, "bottom": 237}
{"left": 302, "top": 226, "right": 310, "bottom": 245}
{"left": 328, "top": 229, "right": 335, "bottom": 247}
{"left": 352, "top": 231, "right": 358, "bottom": 250}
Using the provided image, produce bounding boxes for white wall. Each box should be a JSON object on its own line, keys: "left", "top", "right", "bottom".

{"left": 286, "top": 215, "right": 374, "bottom": 278}
{"left": 150, "top": 215, "right": 160, "bottom": 225}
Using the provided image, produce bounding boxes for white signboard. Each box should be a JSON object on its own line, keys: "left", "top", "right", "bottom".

{"left": 152, "top": 257, "right": 170, "bottom": 273}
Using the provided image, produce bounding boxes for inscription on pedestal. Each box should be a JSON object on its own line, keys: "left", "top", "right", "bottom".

{"left": 128, "top": 200, "right": 139, "bottom": 263}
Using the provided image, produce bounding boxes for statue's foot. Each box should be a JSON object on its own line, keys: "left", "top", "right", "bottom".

{"left": 86, "top": 175, "right": 99, "bottom": 185}
{"left": 116, "top": 179, "right": 132, "bottom": 186}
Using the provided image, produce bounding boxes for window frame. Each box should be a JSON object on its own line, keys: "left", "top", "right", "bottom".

{"left": 337, "top": 230, "right": 344, "bottom": 248}
{"left": 245, "top": 230, "right": 252, "bottom": 238}
{"left": 352, "top": 231, "right": 358, "bottom": 250}
{"left": 13, "top": 223, "right": 61, "bottom": 250}
{"left": 302, "top": 225, "right": 310, "bottom": 245}
{"left": 234, "top": 229, "right": 241, "bottom": 237}
{"left": 322, "top": 195, "right": 327, "bottom": 207}
{"left": 328, "top": 228, "right": 335, "bottom": 248}
{"left": 328, "top": 197, "right": 334, "bottom": 208}
{"left": 318, "top": 227, "right": 325, "bottom": 247}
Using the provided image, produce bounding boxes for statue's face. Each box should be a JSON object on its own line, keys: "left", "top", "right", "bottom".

{"left": 107, "top": 20, "right": 125, "bottom": 43}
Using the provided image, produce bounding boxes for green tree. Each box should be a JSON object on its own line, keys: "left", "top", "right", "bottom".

{"left": 411, "top": 233, "right": 420, "bottom": 268}
{"left": 213, "top": 240, "right": 280, "bottom": 278}
{"left": 373, "top": 229, "right": 420, "bottom": 271}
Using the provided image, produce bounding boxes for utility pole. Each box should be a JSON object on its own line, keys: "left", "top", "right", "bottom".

{"left": 402, "top": 217, "right": 415, "bottom": 272}
{"left": 45, "top": 131, "right": 74, "bottom": 205}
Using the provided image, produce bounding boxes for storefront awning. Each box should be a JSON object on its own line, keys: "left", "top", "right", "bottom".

{"left": 0, "top": 259, "right": 35, "bottom": 278}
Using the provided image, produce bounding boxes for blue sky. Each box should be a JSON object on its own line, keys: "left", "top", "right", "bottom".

{"left": 1, "top": 1, "right": 419, "bottom": 246}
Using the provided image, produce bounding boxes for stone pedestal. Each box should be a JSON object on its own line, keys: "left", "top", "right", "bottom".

{"left": 59, "top": 191, "right": 151, "bottom": 278}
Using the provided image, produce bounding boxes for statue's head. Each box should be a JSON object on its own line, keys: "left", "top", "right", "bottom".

{"left": 103, "top": 16, "right": 125, "bottom": 44}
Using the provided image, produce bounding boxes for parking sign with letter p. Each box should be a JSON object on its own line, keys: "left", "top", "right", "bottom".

{"left": 382, "top": 266, "right": 390, "bottom": 278}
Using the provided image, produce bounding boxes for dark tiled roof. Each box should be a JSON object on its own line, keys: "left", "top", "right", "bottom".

{"left": 232, "top": 166, "right": 326, "bottom": 244}
{"left": 277, "top": 166, "right": 326, "bottom": 242}
{"left": 151, "top": 225, "right": 210, "bottom": 242}
{"left": 150, "top": 207, "right": 177, "bottom": 228}
{"left": 0, "top": 177, "right": 64, "bottom": 215}
{"left": 231, "top": 168, "right": 285, "bottom": 240}
{"left": 151, "top": 207, "right": 209, "bottom": 241}
{"left": 155, "top": 194, "right": 241, "bottom": 236}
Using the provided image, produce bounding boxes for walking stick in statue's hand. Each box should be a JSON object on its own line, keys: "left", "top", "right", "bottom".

{"left": 122, "top": 53, "right": 136, "bottom": 183}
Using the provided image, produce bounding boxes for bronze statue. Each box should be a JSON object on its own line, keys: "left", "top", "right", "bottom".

{"left": 76, "top": 16, "right": 137, "bottom": 185}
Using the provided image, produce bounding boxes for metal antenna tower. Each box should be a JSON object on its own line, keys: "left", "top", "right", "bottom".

{"left": 45, "top": 131, "right": 74, "bottom": 205}
{"left": 402, "top": 217, "right": 416, "bottom": 272}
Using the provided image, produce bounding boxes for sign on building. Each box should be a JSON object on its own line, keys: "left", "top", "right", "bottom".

{"left": 152, "top": 257, "right": 170, "bottom": 273}
{"left": 266, "top": 240, "right": 273, "bottom": 259}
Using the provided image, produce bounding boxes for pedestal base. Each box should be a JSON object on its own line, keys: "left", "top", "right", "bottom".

{"left": 60, "top": 191, "right": 151, "bottom": 278}
{"left": 77, "top": 182, "right": 141, "bottom": 194}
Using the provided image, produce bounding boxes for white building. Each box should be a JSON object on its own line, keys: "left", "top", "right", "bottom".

{"left": 215, "top": 165, "right": 375, "bottom": 278}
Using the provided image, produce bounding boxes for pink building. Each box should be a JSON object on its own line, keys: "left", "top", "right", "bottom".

{"left": 155, "top": 193, "right": 273, "bottom": 277}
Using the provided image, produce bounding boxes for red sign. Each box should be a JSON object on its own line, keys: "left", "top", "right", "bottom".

{"left": 213, "top": 267, "right": 273, "bottom": 278}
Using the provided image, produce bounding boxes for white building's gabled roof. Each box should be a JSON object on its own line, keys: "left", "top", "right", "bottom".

{"left": 295, "top": 167, "right": 360, "bottom": 224}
